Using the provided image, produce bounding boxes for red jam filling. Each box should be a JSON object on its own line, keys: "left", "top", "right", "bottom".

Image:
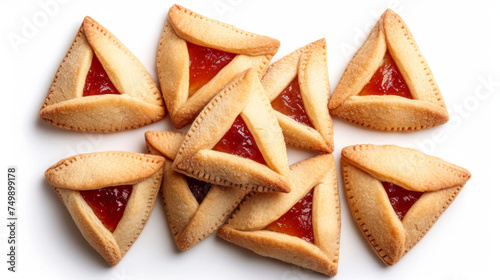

{"left": 80, "top": 185, "right": 132, "bottom": 232}
{"left": 359, "top": 52, "right": 413, "bottom": 99}
{"left": 266, "top": 188, "right": 314, "bottom": 244}
{"left": 187, "top": 42, "right": 236, "bottom": 95}
{"left": 82, "top": 55, "right": 120, "bottom": 97}
{"left": 185, "top": 176, "right": 212, "bottom": 204}
{"left": 382, "top": 182, "right": 423, "bottom": 220}
{"left": 271, "top": 77, "right": 313, "bottom": 128}
{"left": 212, "top": 115, "right": 266, "bottom": 165}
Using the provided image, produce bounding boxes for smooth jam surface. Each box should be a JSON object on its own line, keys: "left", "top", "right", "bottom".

{"left": 266, "top": 188, "right": 314, "bottom": 244}
{"left": 212, "top": 115, "right": 267, "bottom": 165}
{"left": 187, "top": 42, "right": 236, "bottom": 95}
{"left": 382, "top": 182, "right": 423, "bottom": 220}
{"left": 359, "top": 52, "right": 413, "bottom": 99}
{"left": 82, "top": 55, "right": 120, "bottom": 97}
{"left": 80, "top": 185, "right": 132, "bottom": 232}
{"left": 271, "top": 77, "right": 313, "bottom": 128}
{"left": 185, "top": 176, "right": 212, "bottom": 204}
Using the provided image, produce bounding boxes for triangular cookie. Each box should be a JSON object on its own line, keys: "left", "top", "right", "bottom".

{"left": 145, "top": 131, "right": 248, "bottom": 251}
{"left": 39, "top": 16, "right": 165, "bottom": 132}
{"left": 218, "top": 154, "right": 340, "bottom": 276}
{"left": 45, "top": 151, "right": 165, "bottom": 266}
{"left": 261, "top": 39, "right": 334, "bottom": 153}
{"left": 157, "top": 4, "right": 280, "bottom": 129}
{"left": 328, "top": 9, "right": 449, "bottom": 131}
{"left": 173, "top": 69, "right": 290, "bottom": 193}
{"left": 341, "top": 144, "right": 471, "bottom": 265}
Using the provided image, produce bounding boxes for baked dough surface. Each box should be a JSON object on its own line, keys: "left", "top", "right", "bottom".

{"left": 157, "top": 4, "right": 280, "bottom": 128}
{"left": 45, "top": 151, "right": 165, "bottom": 266}
{"left": 218, "top": 154, "right": 340, "bottom": 276}
{"left": 328, "top": 9, "right": 449, "bottom": 131}
{"left": 39, "top": 17, "right": 165, "bottom": 132}
{"left": 341, "top": 144, "right": 470, "bottom": 265}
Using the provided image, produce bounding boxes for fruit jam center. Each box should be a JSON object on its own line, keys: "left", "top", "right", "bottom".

{"left": 187, "top": 42, "right": 236, "bottom": 95}
{"left": 80, "top": 185, "right": 132, "bottom": 232}
{"left": 382, "top": 182, "right": 423, "bottom": 220}
{"left": 212, "top": 115, "right": 266, "bottom": 165}
{"left": 359, "top": 52, "right": 412, "bottom": 99}
{"left": 83, "top": 55, "right": 120, "bottom": 97}
{"left": 271, "top": 77, "right": 313, "bottom": 128}
{"left": 266, "top": 188, "right": 314, "bottom": 244}
{"left": 185, "top": 176, "right": 212, "bottom": 204}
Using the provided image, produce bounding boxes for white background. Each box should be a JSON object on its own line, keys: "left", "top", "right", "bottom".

{"left": 1, "top": 0, "right": 499, "bottom": 279}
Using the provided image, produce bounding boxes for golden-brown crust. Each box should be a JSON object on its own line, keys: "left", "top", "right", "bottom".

{"left": 40, "top": 16, "right": 165, "bottom": 133}
{"left": 328, "top": 18, "right": 386, "bottom": 110}
{"left": 157, "top": 5, "right": 279, "bottom": 128}
{"left": 82, "top": 17, "right": 163, "bottom": 106}
{"left": 168, "top": 5, "right": 280, "bottom": 56}
{"left": 328, "top": 9, "right": 449, "bottom": 131}
{"left": 113, "top": 167, "right": 163, "bottom": 258}
{"left": 261, "top": 39, "right": 333, "bottom": 153}
{"left": 224, "top": 154, "right": 332, "bottom": 230}
{"left": 46, "top": 151, "right": 165, "bottom": 266}
{"left": 145, "top": 130, "right": 185, "bottom": 161}
{"left": 173, "top": 69, "right": 290, "bottom": 193}
{"left": 341, "top": 144, "right": 470, "bottom": 265}
{"left": 313, "top": 166, "right": 341, "bottom": 263}
{"left": 39, "top": 95, "right": 166, "bottom": 132}
{"left": 175, "top": 185, "right": 247, "bottom": 251}
{"left": 145, "top": 130, "right": 247, "bottom": 251}
{"left": 298, "top": 39, "right": 334, "bottom": 152}
{"left": 330, "top": 96, "right": 448, "bottom": 131}
{"left": 218, "top": 154, "right": 340, "bottom": 276}
{"left": 342, "top": 144, "right": 471, "bottom": 192}
{"left": 383, "top": 10, "right": 445, "bottom": 107}
{"left": 274, "top": 113, "right": 330, "bottom": 152}
{"left": 40, "top": 24, "right": 93, "bottom": 109}
{"left": 342, "top": 160, "right": 405, "bottom": 265}
{"left": 52, "top": 187, "right": 122, "bottom": 265}
{"left": 45, "top": 151, "right": 166, "bottom": 190}
{"left": 402, "top": 185, "right": 463, "bottom": 255}
{"left": 218, "top": 227, "right": 336, "bottom": 276}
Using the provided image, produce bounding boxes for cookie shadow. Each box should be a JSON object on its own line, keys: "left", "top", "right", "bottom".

{"left": 41, "top": 176, "right": 110, "bottom": 268}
